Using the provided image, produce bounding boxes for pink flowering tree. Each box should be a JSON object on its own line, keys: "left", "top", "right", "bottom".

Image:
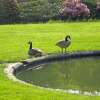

{"left": 61, "top": 0, "right": 90, "bottom": 20}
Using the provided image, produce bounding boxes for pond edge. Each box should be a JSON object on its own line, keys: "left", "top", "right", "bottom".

{"left": 4, "top": 51, "right": 100, "bottom": 96}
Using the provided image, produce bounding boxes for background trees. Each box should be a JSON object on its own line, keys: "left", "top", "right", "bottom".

{"left": 1, "top": 0, "right": 20, "bottom": 23}
{"left": 82, "top": 0, "right": 100, "bottom": 19}
{"left": 95, "top": 1, "right": 100, "bottom": 19}
{"left": 19, "top": 0, "right": 50, "bottom": 22}
{"left": 0, "top": 0, "right": 99, "bottom": 23}
{"left": 19, "top": 0, "right": 62, "bottom": 22}
{"left": 0, "top": 0, "right": 5, "bottom": 23}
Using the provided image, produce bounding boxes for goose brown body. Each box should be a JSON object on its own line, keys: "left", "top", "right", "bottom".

{"left": 56, "top": 35, "right": 71, "bottom": 53}
{"left": 28, "top": 41, "right": 43, "bottom": 57}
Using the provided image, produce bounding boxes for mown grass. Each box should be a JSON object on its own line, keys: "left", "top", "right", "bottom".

{"left": 0, "top": 22, "right": 100, "bottom": 62}
{"left": 0, "top": 22, "right": 100, "bottom": 100}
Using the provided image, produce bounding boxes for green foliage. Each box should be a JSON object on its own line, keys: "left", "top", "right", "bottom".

{"left": 47, "top": 0, "right": 62, "bottom": 19}
{"left": 86, "top": 2, "right": 96, "bottom": 18}
{"left": 0, "top": 0, "right": 6, "bottom": 23}
{"left": 82, "top": 0, "right": 100, "bottom": 19}
{"left": 3, "top": 0, "right": 20, "bottom": 23}
{"left": 19, "top": 0, "right": 62, "bottom": 22}
{"left": 20, "top": 0, "right": 50, "bottom": 22}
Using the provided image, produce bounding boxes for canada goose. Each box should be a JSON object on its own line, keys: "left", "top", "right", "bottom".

{"left": 28, "top": 41, "right": 43, "bottom": 57}
{"left": 56, "top": 35, "right": 71, "bottom": 53}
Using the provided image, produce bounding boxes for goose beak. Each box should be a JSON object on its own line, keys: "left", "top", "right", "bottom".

{"left": 69, "top": 36, "right": 71, "bottom": 39}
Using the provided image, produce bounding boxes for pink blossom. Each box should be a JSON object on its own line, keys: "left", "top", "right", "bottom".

{"left": 61, "top": 0, "right": 90, "bottom": 18}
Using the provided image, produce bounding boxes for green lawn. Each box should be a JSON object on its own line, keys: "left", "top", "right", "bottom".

{"left": 0, "top": 22, "right": 100, "bottom": 100}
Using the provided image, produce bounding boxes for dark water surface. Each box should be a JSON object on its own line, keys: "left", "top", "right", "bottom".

{"left": 16, "top": 57, "right": 100, "bottom": 92}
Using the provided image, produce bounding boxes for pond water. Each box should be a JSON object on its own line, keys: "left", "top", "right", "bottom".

{"left": 16, "top": 57, "right": 100, "bottom": 92}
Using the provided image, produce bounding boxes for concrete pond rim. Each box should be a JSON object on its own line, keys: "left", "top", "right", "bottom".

{"left": 4, "top": 51, "right": 100, "bottom": 96}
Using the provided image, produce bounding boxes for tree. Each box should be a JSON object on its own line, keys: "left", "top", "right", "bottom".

{"left": 19, "top": 0, "right": 62, "bottom": 22}
{"left": 96, "top": 1, "right": 100, "bottom": 19}
{"left": 0, "top": 0, "right": 6, "bottom": 23}
{"left": 47, "top": 0, "right": 62, "bottom": 20}
{"left": 61, "top": 0, "right": 90, "bottom": 20}
{"left": 19, "top": 0, "right": 49, "bottom": 22}
{"left": 82, "top": 0, "right": 96, "bottom": 19}
{"left": 3, "top": 0, "right": 20, "bottom": 23}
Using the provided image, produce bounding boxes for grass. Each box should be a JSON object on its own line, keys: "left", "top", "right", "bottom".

{"left": 0, "top": 22, "right": 100, "bottom": 100}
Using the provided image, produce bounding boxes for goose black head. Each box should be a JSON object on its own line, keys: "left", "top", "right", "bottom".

{"left": 28, "top": 41, "right": 32, "bottom": 44}
{"left": 65, "top": 35, "right": 71, "bottom": 41}
{"left": 28, "top": 41, "right": 32, "bottom": 49}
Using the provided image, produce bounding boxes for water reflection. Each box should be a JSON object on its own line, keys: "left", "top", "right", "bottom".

{"left": 16, "top": 57, "right": 100, "bottom": 92}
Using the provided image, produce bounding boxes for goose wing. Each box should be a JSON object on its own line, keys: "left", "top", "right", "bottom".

{"left": 56, "top": 40, "right": 71, "bottom": 48}
{"left": 28, "top": 48, "right": 42, "bottom": 55}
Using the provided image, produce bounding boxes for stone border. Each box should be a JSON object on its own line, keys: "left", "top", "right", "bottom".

{"left": 4, "top": 51, "right": 100, "bottom": 96}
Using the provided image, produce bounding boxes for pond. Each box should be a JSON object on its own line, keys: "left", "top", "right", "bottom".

{"left": 16, "top": 56, "right": 100, "bottom": 92}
